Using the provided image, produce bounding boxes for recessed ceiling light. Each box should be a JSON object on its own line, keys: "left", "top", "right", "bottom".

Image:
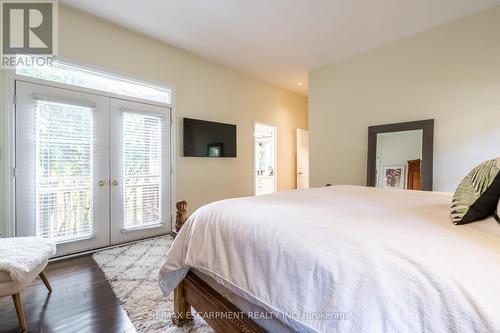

{"left": 298, "top": 82, "right": 303, "bottom": 86}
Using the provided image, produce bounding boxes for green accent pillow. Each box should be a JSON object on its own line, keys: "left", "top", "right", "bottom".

{"left": 496, "top": 200, "right": 500, "bottom": 224}
{"left": 451, "top": 157, "right": 500, "bottom": 225}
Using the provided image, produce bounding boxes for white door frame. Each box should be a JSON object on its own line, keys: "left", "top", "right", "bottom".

{"left": 2, "top": 60, "right": 176, "bottom": 240}
{"left": 253, "top": 121, "right": 278, "bottom": 195}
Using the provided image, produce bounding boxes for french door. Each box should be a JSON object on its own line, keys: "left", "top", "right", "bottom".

{"left": 109, "top": 98, "right": 171, "bottom": 244}
{"left": 15, "top": 81, "right": 172, "bottom": 256}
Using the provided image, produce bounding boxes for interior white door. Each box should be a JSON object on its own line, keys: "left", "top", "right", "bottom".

{"left": 15, "top": 81, "right": 110, "bottom": 255}
{"left": 109, "top": 98, "right": 172, "bottom": 244}
{"left": 296, "top": 129, "right": 309, "bottom": 189}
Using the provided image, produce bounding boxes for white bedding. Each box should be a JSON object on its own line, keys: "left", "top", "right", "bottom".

{"left": 159, "top": 185, "right": 500, "bottom": 333}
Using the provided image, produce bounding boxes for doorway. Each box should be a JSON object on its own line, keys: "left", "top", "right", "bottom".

{"left": 296, "top": 129, "right": 309, "bottom": 189}
{"left": 254, "top": 123, "right": 277, "bottom": 196}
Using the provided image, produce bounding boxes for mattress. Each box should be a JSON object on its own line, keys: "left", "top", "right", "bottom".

{"left": 192, "top": 268, "right": 299, "bottom": 332}
{"left": 159, "top": 185, "right": 500, "bottom": 332}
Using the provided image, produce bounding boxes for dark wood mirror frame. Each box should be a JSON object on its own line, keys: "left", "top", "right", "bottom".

{"left": 366, "top": 119, "right": 434, "bottom": 191}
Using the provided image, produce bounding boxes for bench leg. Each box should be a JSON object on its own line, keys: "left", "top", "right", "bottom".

{"left": 39, "top": 271, "right": 52, "bottom": 293}
{"left": 12, "top": 293, "right": 26, "bottom": 331}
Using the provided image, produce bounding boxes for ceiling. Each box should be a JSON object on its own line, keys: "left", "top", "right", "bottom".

{"left": 61, "top": 0, "right": 500, "bottom": 96}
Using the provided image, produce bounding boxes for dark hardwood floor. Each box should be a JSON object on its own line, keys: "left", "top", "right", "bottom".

{"left": 0, "top": 256, "right": 135, "bottom": 333}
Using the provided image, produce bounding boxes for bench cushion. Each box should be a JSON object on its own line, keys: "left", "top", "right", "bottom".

{"left": 0, "top": 262, "right": 48, "bottom": 296}
{"left": 0, "top": 237, "right": 56, "bottom": 282}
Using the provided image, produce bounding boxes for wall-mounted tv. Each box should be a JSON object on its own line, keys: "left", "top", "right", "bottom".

{"left": 183, "top": 118, "right": 237, "bottom": 157}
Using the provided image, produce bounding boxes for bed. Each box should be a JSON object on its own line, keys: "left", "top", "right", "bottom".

{"left": 159, "top": 185, "right": 500, "bottom": 332}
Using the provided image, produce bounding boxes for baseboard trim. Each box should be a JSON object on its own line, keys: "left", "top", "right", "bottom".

{"left": 49, "top": 233, "right": 171, "bottom": 262}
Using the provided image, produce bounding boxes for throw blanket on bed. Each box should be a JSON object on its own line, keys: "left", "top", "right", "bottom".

{"left": 159, "top": 186, "right": 500, "bottom": 333}
{"left": 0, "top": 237, "right": 56, "bottom": 282}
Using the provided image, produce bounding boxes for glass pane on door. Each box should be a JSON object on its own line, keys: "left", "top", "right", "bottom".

{"left": 35, "top": 99, "right": 95, "bottom": 241}
{"left": 122, "top": 112, "right": 162, "bottom": 228}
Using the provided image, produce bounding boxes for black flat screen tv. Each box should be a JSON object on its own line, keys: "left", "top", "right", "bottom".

{"left": 183, "top": 118, "right": 237, "bottom": 157}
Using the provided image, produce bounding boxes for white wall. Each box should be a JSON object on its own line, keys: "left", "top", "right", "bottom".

{"left": 309, "top": 6, "right": 500, "bottom": 191}
{"left": 376, "top": 131, "right": 422, "bottom": 187}
{"left": 0, "top": 6, "right": 307, "bottom": 235}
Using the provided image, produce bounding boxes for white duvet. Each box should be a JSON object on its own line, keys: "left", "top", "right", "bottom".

{"left": 159, "top": 186, "right": 500, "bottom": 333}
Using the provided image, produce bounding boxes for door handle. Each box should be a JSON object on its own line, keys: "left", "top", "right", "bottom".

{"left": 98, "top": 180, "right": 105, "bottom": 187}
{"left": 298, "top": 172, "right": 303, "bottom": 175}
{"left": 113, "top": 180, "right": 119, "bottom": 186}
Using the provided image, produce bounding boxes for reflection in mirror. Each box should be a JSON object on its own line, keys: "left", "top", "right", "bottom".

{"left": 375, "top": 130, "right": 423, "bottom": 190}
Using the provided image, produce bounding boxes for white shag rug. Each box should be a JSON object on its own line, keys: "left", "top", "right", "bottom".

{"left": 92, "top": 236, "right": 213, "bottom": 333}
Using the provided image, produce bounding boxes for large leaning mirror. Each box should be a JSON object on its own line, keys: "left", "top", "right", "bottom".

{"left": 367, "top": 119, "right": 434, "bottom": 191}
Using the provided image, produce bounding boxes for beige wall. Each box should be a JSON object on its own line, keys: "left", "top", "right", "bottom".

{"left": 309, "top": 6, "right": 500, "bottom": 191}
{"left": 0, "top": 6, "right": 307, "bottom": 234}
